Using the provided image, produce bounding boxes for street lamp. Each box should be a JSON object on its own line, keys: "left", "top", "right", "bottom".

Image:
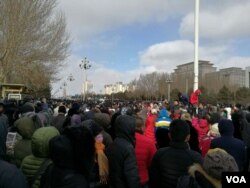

{"left": 166, "top": 74, "right": 173, "bottom": 102}
{"left": 63, "top": 81, "right": 67, "bottom": 99}
{"left": 67, "top": 73, "right": 75, "bottom": 99}
{"left": 79, "top": 57, "right": 91, "bottom": 102}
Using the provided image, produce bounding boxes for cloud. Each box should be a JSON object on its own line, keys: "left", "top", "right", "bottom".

{"left": 58, "top": 0, "right": 192, "bottom": 43}
{"left": 179, "top": 1, "right": 250, "bottom": 40}
{"left": 52, "top": 40, "right": 250, "bottom": 96}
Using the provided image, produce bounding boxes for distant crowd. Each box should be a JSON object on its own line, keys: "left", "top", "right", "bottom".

{"left": 0, "top": 90, "right": 250, "bottom": 188}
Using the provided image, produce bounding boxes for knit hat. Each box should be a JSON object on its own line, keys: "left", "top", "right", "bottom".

{"left": 203, "top": 148, "right": 238, "bottom": 180}
{"left": 21, "top": 102, "right": 35, "bottom": 114}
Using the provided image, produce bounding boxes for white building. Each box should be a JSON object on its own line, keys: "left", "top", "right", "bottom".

{"left": 82, "top": 80, "right": 93, "bottom": 94}
{"left": 104, "top": 82, "right": 128, "bottom": 95}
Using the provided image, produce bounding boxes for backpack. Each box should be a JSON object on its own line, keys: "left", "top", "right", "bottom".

{"left": 176, "top": 175, "right": 202, "bottom": 188}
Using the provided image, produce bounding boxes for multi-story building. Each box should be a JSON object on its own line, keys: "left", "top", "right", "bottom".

{"left": 104, "top": 82, "right": 128, "bottom": 95}
{"left": 172, "top": 60, "right": 216, "bottom": 94}
{"left": 82, "top": 80, "right": 93, "bottom": 94}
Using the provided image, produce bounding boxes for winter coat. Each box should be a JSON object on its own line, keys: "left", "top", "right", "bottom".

{"left": 0, "top": 114, "right": 8, "bottom": 160}
{"left": 241, "top": 113, "right": 250, "bottom": 148}
{"left": 11, "top": 116, "right": 36, "bottom": 167}
{"left": 21, "top": 127, "right": 59, "bottom": 188}
{"left": 135, "top": 133, "right": 157, "bottom": 185}
{"left": 0, "top": 159, "right": 29, "bottom": 188}
{"left": 231, "top": 111, "right": 243, "bottom": 140}
{"left": 186, "top": 120, "right": 201, "bottom": 154}
{"left": 190, "top": 89, "right": 201, "bottom": 105}
{"left": 192, "top": 117, "right": 209, "bottom": 143}
{"left": 149, "top": 142, "right": 203, "bottom": 188}
{"left": 188, "top": 164, "right": 221, "bottom": 188}
{"left": 210, "top": 119, "right": 246, "bottom": 171}
{"left": 107, "top": 115, "right": 141, "bottom": 188}
{"left": 42, "top": 133, "right": 90, "bottom": 188}
{"left": 144, "top": 114, "right": 157, "bottom": 144}
{"left": 52, "top": 113, "right": 66, "bottom": 133}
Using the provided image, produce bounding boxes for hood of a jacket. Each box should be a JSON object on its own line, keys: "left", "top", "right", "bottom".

{"left": 31, "top": 127, "right": 59, "bottom": 158}
{"left": 49, "top": 135, "right": 75, "bottom": 169}
{"left": 115, "top": 115, "right": 136, "bottom": 147}
{"left": 15, "top": 116, "right": 36, "bottom": 139}
{"left": 194, "top": 89, "right": 201, "bottom": 95}
{"left": 199, "top": 119, "right": 208, "bottom": 128}
{"left": 158, "top": 109, "right": 170, "bottom": 118}
{"left": 218, "top": 119, "right": 234, "bottom": 136}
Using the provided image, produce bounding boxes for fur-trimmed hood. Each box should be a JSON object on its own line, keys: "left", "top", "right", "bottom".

{"left": 189, "top": 164, "right": 221, "bottom": 188}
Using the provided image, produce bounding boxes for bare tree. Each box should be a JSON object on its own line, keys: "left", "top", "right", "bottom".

{"left": 0, "top": 0, "right": 70, "bottom": 91}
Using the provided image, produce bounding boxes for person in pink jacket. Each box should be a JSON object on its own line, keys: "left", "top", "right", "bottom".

{"left": 135, "top": 116, "right": 157, "bottom": 187}
{"left": 192, "top": 114, "right": 209, "bottom": 149}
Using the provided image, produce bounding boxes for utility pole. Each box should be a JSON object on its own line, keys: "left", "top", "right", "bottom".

{"left": 194, "top": 0, "right": 200, "bottom": 91}
{"left": 79, "top": 57, "right": 91, "bottom": 102}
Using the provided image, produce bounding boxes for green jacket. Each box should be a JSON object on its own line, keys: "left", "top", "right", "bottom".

{"left": 21, "top": 127, "right": 59, "bottom": 188}
{"left": 11, "top": 117, "right": 36, "bottom": 167}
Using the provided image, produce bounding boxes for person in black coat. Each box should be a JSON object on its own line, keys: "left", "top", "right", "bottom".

{"left": 106, "top": 115, "right": 141, "bottom": 188}
{"left": 0, "top": 159, "right": 29, "bottom": 188}
{"left": 41, "top": 125, "right": 96, "bottom": 188}
{"left": 0, "top": 102, "right": 8, "bottom": 160}
{"left": 210, "top": 119, "right": 246, "bottom": 171}
{"left": 149, "top": 119, "right": 203, "bottom": 188}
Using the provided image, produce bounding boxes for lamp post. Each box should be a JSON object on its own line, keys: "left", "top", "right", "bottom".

{"left": 67, "top": 73, "right": 75, "bottom": 99}
{"left": 62, "top": 81, "right": 67, "bottom": 99}
{"left": 79, "top": 57, "right": 91, "bottom": 102}
{"left": 166, "top": 75, "right": 173, "bottom": 102}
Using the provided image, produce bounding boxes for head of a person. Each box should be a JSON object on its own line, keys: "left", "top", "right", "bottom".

{"left": 203, "top": 148, "right": 238, "bottom": 180}
{"left": 94, "top": 113, "right": 111, "bottom": 130}
{"left": 50, "top": 125, "right": 95, "bottom": 177}
{"left": 173, "top": 100, "right": 179, "bottom": 106}
{"left": 209, "top": 113, "right": 221, "bottom": 125}
{"left": 58, "top": 105, "right": 67, "bottom": 114}
{"left": 218, "top": 119, "right": 234, "bottom": 136}
{"left": 135, "top": 116, "right": 145, "bottom": 134}
{"left": 31, "top": 127, "right": 60, "bottom": 158}
{"left": 169, "top": 119, "right": 190, "bottom": 143}
{"left": 115, "top": 115, "right": 136, "bottom": 146}
{"left": 181, "top": 112, "right": 192, "bottom": 122}
{"left": 0, "top": 102, "right": 4, "bottom": 114}
{"left": 21, "top": 102, "right": 35, "bottom": 114}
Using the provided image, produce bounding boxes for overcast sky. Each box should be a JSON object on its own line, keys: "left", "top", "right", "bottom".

{"left": 52, "top": 0, "right": 250, "bottom": 97}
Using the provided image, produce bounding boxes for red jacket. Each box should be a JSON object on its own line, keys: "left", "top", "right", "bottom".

{"left": 200, "top": 135, "right": 216, "bottom": 157}
{"left": 190, "top": 89, "right": 201, "bottom": 105}
{"left": 192, "top": 117, "right": 209, "bottom": 148}
{"left": 135, "top": 133, "right": 157, "bottom": 184}
{"left": 144, "top": 114, "right": 157, "bottom": 144}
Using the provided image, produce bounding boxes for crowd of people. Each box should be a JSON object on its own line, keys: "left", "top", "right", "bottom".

{"left": 0, "top": 90, "right": 250, "bottom": 188}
